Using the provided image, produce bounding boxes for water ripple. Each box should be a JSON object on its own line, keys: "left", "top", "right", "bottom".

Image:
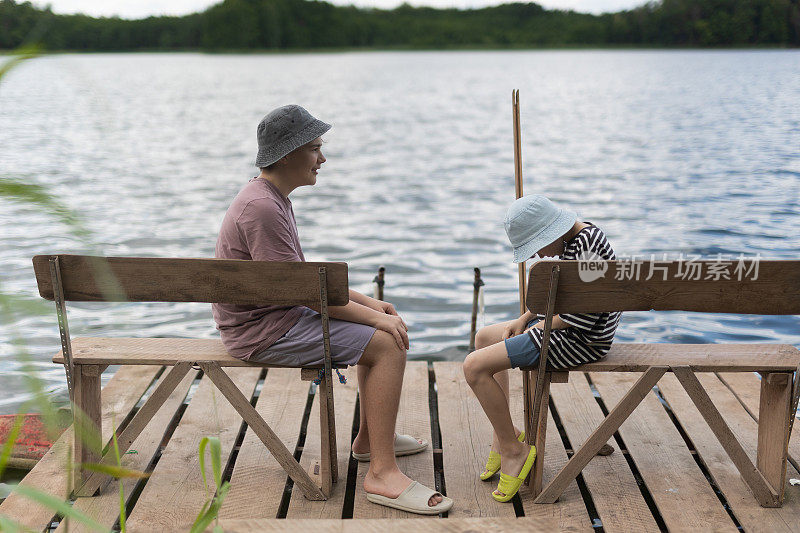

{"left": 2, "top": 50, "right": 800, "bottom": 412}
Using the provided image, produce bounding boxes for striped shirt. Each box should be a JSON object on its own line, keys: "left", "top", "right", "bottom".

{"left": 528, "top": 223, "right": 621, "bottom": 370}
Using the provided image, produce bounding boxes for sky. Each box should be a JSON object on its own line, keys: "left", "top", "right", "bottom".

{"left": 36, "top": 0, "right": 647, "bottom": 19}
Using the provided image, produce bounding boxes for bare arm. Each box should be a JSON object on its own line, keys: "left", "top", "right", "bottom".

{"left": 348, "top": 289, "right": 383, "bottom": 312}
{"left": 529, "top": 315, "right": 570, "bottom": 330}
{"left": 504, "top": 311, "right": 569, "bottom": 339}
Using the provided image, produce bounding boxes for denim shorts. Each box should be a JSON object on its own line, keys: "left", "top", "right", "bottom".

{"left": 504, "top": 327, "right": 541, "bottom": 369}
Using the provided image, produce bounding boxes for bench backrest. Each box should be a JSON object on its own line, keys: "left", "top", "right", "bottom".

{"left": 527, "top": 259, "right": 800, "bottom": 315}
{"left": 32, "top": 255, "right": 349, "bottom": 306}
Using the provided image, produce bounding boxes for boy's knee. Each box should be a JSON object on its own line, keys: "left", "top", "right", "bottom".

{"left": 365, "top": 330, "right": 406, "bottom": 365}
{"left": 462, "top": 353, "right": 484, "bottom": 386}
{"left": 474, "top": 327, "right": 490, "bottom": 350}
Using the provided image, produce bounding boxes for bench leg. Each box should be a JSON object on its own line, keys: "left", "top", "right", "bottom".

{"left": 77, "top": 362, "right": 193, "bottom": 496}
{"left": 674, "top": 367, "right": 779, "bottom": 507}
{"left": 199, "top": 362, "right": 327, "bottom": 501}
{"left": 757, "top": 372, "right": 793, "bottom": 505}
{"left": 524, "top": 368, "right": 551, "bottom": 495}
{"left": 318, "top": 374, "right": 337, "bottom": 497}
{"left": 535, "top": 366, "right": 667, "bottom": 504}
{"left": 72, "top": 364, "right": 102, "bottom": 496}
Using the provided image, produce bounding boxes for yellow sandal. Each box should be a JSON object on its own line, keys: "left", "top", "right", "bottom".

{"left": 479, "top": 431, "right": 525, "bottom": 481}
{"left": 492, "top": 444, "right": 537, "bottom": 503}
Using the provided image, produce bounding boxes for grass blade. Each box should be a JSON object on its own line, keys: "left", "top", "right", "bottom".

{"left": 80, "top": 463, "right": 150, "bottom": 479}
{"left": 0, "top": 514, "right": 31, "bottom": 532}
{"left": 198, "top": 436, "right": 210, "bottom": 496}
{"left": 11, "top": 484, "right": 109, "bottom": 532}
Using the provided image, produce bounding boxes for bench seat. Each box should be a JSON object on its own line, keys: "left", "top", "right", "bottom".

{"left": 56, "top": 338, "right": 800, "bottom": 372}
{"left": 52, "top": 337, "right": 342, "bottom": 369}
{"left": 522, "top": 342, "right": 800, "bottom": 373}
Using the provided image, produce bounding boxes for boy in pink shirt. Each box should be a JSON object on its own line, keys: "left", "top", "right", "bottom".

{"left": 213, "top": 105, "right": 452, "bottom": 515}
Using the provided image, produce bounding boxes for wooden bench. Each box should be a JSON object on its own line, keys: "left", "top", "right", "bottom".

{"left": 32, "top": 254, "right": 349, "bottom": 501}
{"left": 520, "top": 259, "right": 800, "bottom": 508}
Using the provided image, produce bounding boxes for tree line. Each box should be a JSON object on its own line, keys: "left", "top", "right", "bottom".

{"left": 1, "top": 0, "right": 798, "bottom": 51}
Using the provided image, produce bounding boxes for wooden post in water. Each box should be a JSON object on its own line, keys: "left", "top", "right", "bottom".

{"left": 373, "top": 266, "right": 385, "bottom": 301}
{"left": 469, "top": 267, "right": 484, "bottom": 352}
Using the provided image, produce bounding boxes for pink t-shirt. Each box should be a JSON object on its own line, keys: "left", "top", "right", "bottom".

{"left": 212, "top": 178, "right": 306, "bottom": 360}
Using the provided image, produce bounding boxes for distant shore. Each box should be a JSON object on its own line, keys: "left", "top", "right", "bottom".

{"left": 2, "top": 0, "right": 798, "bottom": 52}
{"left": 2, "top": 45, "right": 798, "bottom": 56}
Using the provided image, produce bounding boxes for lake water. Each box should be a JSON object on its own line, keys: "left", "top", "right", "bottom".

{"left": 1, "top": 50, "right": 799, "bottom": 413}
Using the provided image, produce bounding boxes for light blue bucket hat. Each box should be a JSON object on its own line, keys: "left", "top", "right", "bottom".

{"left": 504, "top": 195, "right": 578, "bottom": 263}
{"left": 255, "top": 105, "right": 331, "bottom": 168}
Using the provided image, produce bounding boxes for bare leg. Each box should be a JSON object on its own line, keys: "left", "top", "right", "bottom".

{"left": 463, "top": 341, "right": 531, "bottom": 497}
{"left": 356, "top": 330, "right": 442, "bottom": 507}
{"left": 352, "top": 365, "right": 424, "bottom": 457}
{"left": 353, "top": 364, "right": 370, "bottom": 449}
{"left": 474, "top": 321, "right": 522, "bottom": 453}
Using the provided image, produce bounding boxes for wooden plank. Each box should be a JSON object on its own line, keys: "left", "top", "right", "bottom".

{"left": 73, "top": 364, "right": 102, "bottom": 494}
{"left": 55, "top": 368, "right": 199, "bottom": 532}
{"left": 125, "top": 367, "right": 261, "bottom": 531}
{"left": 433, "top": 362, "right": 516, "bottom": 519}
{"left": 77, "top": 362, "right": 193, "bottom": 496}
{"left": 286, "top": 371, "right": 358, "bottom": 518}
{"left": 526, "top": 368, "right": 550, "bottom": 494}
{"left": 352, "top": 362, "right": 436, "bottom": 518}
{"left": 536, "top": 367, "right": 667, "bottom": 504}
{"left": 513, "top": 376, "right": 592, "bottom": 530}
{"left": 0, "top": 365, "right": 160, "bottom": 532}
{"left": 550, "top": 373, "right": 660, "bottom": 532}
{"left": 219, "top": 368, "right": 311, "bottom": 519}
{"left": 53, "top": 337, "right": 336, "bottom": 367}
{"left": 757, "top": 372, "right": 793, "bottom": 501}
{"left": 718, "top": 372, "right": 800, "bottom": 468}
{"left": 571, "top": 344, "right": 799, "bottom": 373}
{"left": 206, "top": 517, "right": 559, "bottom": 532}
{"left": 32, "top": 255, "right": 349, "bottom": 306}
{"left": 658, "top": 373, "right": 800, "bottom": 532}
{"left": 55, "top": 338, "right": 800, "bottom": 372}
{"left": 527, "top": 259, "right": 800, "bottom": 315}
{"left": 672, "top": 367, "right": 778, "bottom": 506}
{"left": 200, "top": 363, "right": 325, "bottom": 501}
{"left": 590, "top": 372, "right": 738, "bottom": 532}
{"left": 318, "top": 377, "right": 334, "bottom": 496}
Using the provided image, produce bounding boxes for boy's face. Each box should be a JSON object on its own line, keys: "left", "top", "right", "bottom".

{"left": 532, "top": 237, "right": 565, "bottom": 261}
{"left": 282, "top": 137, "right": 326, "bottom": 186}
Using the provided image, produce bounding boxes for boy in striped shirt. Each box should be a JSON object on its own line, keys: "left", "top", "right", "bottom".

{"left": 462, "top": 195, "right": 620, "bottom": 503}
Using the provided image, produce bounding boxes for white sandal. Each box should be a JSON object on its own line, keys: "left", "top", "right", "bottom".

{"left": 366, "top": 481, "right": 453, "bottom": 515}
{"left": 352, "top": 433, "right": 428, "bottom": 462}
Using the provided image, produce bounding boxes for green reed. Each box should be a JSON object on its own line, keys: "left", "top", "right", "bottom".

{"left": 1, "top": 47, "right": 229, "bottom": 532}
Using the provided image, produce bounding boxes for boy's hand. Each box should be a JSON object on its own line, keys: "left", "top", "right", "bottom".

{"left": 377, "top": 301, "right": 409, "bottom": 335}
{"left": 371, "top": 313, "right": 410, "bottom": 351}
{"left": 378, "top": 300, "right": 398, "bottom": 316}
{"left": 502, "top": 316, "right": 529, "bottom": 339}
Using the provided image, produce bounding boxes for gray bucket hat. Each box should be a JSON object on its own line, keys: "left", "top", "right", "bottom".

{"left": 504, "top": 195, "right": 578, "bottom": 263}
{"left": 255, "top": 105, "right": 331, "bottom": 168}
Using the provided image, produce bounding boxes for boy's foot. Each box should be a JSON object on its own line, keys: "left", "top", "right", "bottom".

{"left": 488, "top": 427, "right": 522, "bottom": 457}
{"left": 364, "top": 468, "right": 443, "bottom": 508}
{"left": 493, "top": 440, "right": 531, "bottom": 498}
{"left": 481, "top": 429, "right": 525, "bottom": 481}
{"left": 352, "top": 432, "right": 427, "bottom": 458}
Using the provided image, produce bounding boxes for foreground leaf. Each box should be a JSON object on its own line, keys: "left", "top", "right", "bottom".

{"left": 11, "top": 484, "right": 109, "bottom": 532}
{"left": 81, "top": 462, "right": 150, "bottom": 479}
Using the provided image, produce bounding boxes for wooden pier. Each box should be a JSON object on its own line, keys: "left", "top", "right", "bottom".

{"left": 1, "top": 361, "right": 799, "bottom": 532}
